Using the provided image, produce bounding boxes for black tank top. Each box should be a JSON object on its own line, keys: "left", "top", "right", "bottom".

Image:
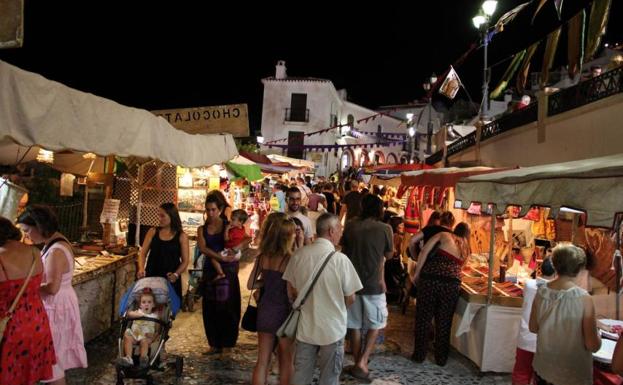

{"left": 145, "top": 229, "right": 182, "bottom": 278}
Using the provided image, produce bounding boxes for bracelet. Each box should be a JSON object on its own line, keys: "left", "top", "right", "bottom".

{"left": 173, "top": 272, "right": 180, "bottom": 278}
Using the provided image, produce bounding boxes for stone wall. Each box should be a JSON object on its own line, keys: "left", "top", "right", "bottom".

{"left": 74, "top": 254, "right": 137, "bottom": 342}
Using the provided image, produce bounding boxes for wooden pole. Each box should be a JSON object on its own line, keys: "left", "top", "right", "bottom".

{"left": 487, "top": 205, "right": 496, "bottom": 305}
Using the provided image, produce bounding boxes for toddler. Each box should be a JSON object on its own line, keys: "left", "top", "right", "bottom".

{"left": 118, "top": 290, "right": 159, "bottom": 368}
{"left": 212, "top": 209, "right": 249, "bottom": 281}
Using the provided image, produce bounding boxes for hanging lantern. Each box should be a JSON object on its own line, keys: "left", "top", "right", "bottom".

{"left": 36, "top": 149, "right": 54, "bottom": 164}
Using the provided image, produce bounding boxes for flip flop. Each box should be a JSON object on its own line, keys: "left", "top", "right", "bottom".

{"left": 350, "top": 366, "right": 372, "bottom": 384}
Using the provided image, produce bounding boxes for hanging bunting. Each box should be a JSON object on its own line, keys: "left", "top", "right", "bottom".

{"left": 517, "top": 41, "right": 540, "bottom": 93}
{"left": 439, "top": 66, "right": 462, "bottom": 100}
{"left": 541, "top": 27, "right": 562, "bottom": 88}
{"left": 533, "top": 0, "right": 564, "bottom": 24}
{"left": 567, "top": 10, "right": 586, "bottom": 79}
{"left": 585, "top": 0, "right": 611, "bottom": 62}
{"left": 491, "top": 50, "right": 526, "bottom": 99}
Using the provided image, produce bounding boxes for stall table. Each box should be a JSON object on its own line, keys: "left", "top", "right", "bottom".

{"left": 72, "top": 250, "right": 138, "bottom": 342}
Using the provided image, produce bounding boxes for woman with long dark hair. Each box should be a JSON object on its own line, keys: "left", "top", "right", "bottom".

{"left": 411, "top": 222, "right": 471, "bottom": 366}
{"left": 137, "top": 202, "right": 190, "bottom": 301}
{"left": 197, "top": 191, "right": 249, "bottom": 354}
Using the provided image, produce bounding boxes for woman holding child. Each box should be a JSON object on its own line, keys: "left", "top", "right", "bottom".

{"left": 198, "top": 191, "right": 251, "bottom": 354}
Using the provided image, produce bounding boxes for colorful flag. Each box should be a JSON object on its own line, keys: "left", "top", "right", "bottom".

{"left": 438, "top": 66, "right": 461, "bottom": 100}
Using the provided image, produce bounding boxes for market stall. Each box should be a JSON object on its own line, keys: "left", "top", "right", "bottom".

{"left": 452, "top": 154, "right": 623, "bottom": 372}
{"left": 0, "top": 59, "right": 238, "bottom": 341}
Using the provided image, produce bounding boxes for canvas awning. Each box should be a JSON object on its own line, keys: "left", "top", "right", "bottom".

{"left": 0, "top": 60, "right": 238, "bottom": 168}
{"left": 369, "top": 175, "right": 401, "bottom": 188}
{"left": 225, "top": 156, "right": 263, "bottom": 181}
{"left": 455, "top": 154, "right": 623, "bottom": 228}
{"left": 398, "top": 166, "right": 510, "bottom": 198}
{"left": 266, "top": 154, "right": 315, "bottom": 170}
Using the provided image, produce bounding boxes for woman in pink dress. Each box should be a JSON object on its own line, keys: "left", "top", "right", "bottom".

{"left": 18, "top": 205, "right": 88, "bottom": 385}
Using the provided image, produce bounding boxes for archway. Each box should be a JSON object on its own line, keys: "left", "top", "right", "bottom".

{"left": 374, "top": 151, "right": 385, "bottom": 165}
{"left": 341, "top": 148, "right": 354, "bottom": 170}
{"left": 386, "top": 152, "right": 398, "bottom": 164}
{"left": 359, "top": 149, "right": 369, "bottom": 167}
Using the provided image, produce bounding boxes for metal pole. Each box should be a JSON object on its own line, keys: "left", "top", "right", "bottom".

{"left": 487, "top": 205, "right": 496, "bottom": 304}
{"left": 482, "top": 28, "right": 489, "bottom": 118}
{"left": 427, "top": 103, "right": 433, "bottom": 154}
{"left": 616, "top": 219, "right": 621, "bottom": 320}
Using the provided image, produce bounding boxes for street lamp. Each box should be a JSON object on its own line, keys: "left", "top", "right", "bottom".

{"left": 472, "top": 0, "right": 497, "bottom": 120}
{"left": 422, "top": 73, "right": 437, "bottom": 155}
{"left": 406, "top": 113, "right": 415, "bottom": 162}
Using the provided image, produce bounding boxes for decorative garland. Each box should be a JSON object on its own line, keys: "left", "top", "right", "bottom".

{"left": 266, "top": 140, "right": 406, "bottom": 152}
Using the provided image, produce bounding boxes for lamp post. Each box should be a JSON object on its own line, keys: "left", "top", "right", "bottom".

{"left": 472, "top": 0, "right": 498, "bottom": 120}
{"left": 422, "top": 73, "right": 438, "bottom": 155}
{"left": 406, "top": 113, "right": 414, "bottom": 163}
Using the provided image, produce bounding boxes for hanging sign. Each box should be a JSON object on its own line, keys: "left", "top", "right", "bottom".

{"left": 152, "top": 104, "right": 249, "bottom": 137}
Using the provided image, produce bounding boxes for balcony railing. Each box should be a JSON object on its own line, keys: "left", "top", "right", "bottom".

{"left": 481, "top": 103, "right": 538, "bottom": 142}
{"left": 425, "top": 149, "right": 444, "bottom": 165}
{"left": 284, "top": 108, "right": 309, "bottom": 123}
{"left": 548, "top": 66, "right": 623, "bottom": 117}
{"left": 446, "top": 131, "right": 477, "bottom": 157}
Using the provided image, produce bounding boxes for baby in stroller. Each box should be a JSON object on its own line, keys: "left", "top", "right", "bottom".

{"left": 116, "top": 277, "right": 182, "bottom": 385}
{"left": 117, "top": 289, "right": 158, "bottom": 368}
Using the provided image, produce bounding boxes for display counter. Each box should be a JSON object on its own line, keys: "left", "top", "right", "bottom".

{"left": 72, "top": 248, "right": 138, "bottom": 342}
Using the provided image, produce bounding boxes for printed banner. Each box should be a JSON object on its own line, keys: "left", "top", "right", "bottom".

{"left": 438, "top": 66, "right": 461, "bottom": 100}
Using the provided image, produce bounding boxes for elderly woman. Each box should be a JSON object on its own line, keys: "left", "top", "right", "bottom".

{"left": 17, "top": 205, "right": 87, "bottom": 385}
{"left": 529, "top": 244, "right": 601, "bottom": 385}
{"left": 0, "top": 216, "right": 56, "bottom": 385}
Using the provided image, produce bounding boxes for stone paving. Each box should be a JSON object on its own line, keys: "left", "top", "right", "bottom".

{"left": 67, "top": 258, "right": 512, "bottom": 385}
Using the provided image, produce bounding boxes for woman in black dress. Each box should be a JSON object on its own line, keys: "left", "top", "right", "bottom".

{"left": 137, "top": 203, "right": 189, "bottom": 301}
{"left": 197, "top": 192, "right": 250, "bottom": 354}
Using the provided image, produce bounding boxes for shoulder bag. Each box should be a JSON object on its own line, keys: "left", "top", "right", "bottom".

{"left": 0, "top": 248, "right": 37, "bottom": 342}
{"left": 241, "top": 254, "right": 262, "bottom": 332}
{"left": 276, "top": 250, "right": 336, "bottom": 339}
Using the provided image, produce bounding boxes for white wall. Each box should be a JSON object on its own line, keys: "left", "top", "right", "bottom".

{"left": 448, "top": 92, "right": 623, "bottom": 167}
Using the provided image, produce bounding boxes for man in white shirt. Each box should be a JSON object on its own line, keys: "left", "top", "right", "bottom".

{"left": 286, "top": 187, "right": 313, "bottom": 245}
{"left": 283, "top": 213, "right": 363, "bottom": 385}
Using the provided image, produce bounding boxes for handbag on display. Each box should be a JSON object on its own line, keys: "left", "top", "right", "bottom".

{"left": 0, "top": 249, "right": 37, "bottom": 342}
{"left": 241, "top": 255, "right": 262, "bottom": 332}
{"left": 276, "top": 251, "right": 336, "bottom": 339}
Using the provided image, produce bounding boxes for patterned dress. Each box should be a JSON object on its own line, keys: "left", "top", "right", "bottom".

{"left": 413, "top": 247, "right": 465, "bottom": 365}
{"left": 0, "top": 270, "right": 56, "bottom": 385}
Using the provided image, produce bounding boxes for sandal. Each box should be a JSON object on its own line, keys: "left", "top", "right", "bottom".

{"left": 350, "top": 366, "right": 372, "bottom": 383}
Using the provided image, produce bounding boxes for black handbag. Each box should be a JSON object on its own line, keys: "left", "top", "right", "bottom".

{"left": 241, "top": 255, "right": 262, "bottom": 332}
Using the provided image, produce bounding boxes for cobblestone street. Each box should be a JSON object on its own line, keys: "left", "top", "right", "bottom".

{"left": 67, "top": 259, "right": 512, "bottom": 385}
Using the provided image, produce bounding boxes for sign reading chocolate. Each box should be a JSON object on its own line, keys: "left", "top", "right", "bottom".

{"left": 152, "top": 104, "right": 249, "bottom": 138}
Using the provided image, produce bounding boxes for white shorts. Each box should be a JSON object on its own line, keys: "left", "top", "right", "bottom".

{"left": 347, "top": 294, "right": 388, "bottom": 330}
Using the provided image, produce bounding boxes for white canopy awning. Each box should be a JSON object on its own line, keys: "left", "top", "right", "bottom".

{"left": 455, "top": 154, "right": 623, "bottom": 228}
{"left": 0, "top": 60, "right": 238, "bottom": 168}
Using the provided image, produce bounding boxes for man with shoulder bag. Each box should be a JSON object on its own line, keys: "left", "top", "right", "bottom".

{"left": 282, "top": 213, "right": 362, "bottom": 385}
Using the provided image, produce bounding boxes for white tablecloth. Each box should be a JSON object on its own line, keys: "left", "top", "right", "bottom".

{"left": 451, "top": 297, "right": 523, "bottom": 373}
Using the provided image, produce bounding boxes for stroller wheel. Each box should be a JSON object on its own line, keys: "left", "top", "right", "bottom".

{"left": 175, "top": 356, "right": 184, "bottom": 377}
{"left": 115, "top": 369, "right": 124, "bottom": 385}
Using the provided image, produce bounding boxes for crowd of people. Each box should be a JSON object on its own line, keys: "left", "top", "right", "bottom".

{"left": 5, "top": 175, "right": 623, "bottom": 385}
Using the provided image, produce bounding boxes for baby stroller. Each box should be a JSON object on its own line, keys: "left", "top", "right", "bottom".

{"left": 183, "top": 247, "right": 205, "bottom": 312}
{"left": 116, "top": 277, "right": 183, "bottom": 385}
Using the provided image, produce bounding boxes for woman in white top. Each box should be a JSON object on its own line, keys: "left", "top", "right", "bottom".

{"left": 529, "top": 244, "right": 601, "bottom": 385}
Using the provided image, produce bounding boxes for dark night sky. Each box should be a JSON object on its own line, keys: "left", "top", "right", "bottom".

{"left": 1, "top": 1, "right": 621, "bottom": 133}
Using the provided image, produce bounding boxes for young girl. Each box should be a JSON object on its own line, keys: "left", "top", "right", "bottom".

{"left": 118, "top": 290, "right": 159, "bottom": 368}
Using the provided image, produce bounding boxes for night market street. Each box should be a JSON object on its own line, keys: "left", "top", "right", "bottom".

{"left": 66, "top": 253, "right": 511, "bottom": 385}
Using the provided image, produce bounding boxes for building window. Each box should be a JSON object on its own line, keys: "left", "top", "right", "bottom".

{"left": 285, "top": 93, "right": 309, "bottom": 122}
{"left": 347, "top": 114, "right": 355, "bottom": 127}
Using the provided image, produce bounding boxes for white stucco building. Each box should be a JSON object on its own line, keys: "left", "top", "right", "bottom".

{"left": 260, "top": 60, "right": 407, "bottom": 177}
